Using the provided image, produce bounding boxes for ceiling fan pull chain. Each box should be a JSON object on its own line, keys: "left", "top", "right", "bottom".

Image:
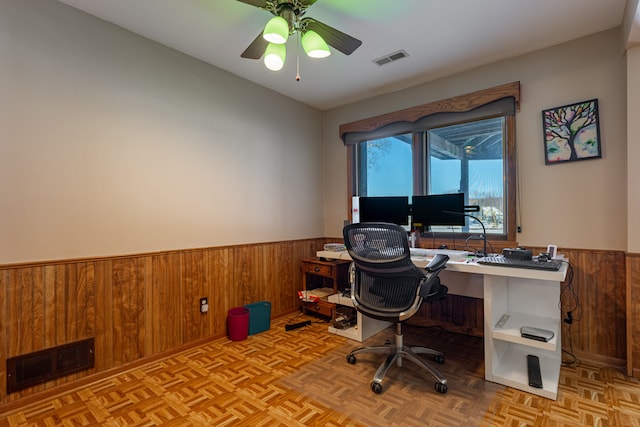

{"left": 296, "top": 30, "right": 301, "bottom": 82}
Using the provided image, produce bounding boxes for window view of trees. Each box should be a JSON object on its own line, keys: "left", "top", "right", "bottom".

{"left": 358, "top": 134, "right": 412, "bottom": 197}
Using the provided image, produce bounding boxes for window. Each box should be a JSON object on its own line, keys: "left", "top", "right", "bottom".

{"left": 426, "top": 117, "right": 505, "bottom": 235}
{"left": 357, "top": 133, "right": 413, "bottom": 197}
{"left": 341, "top": 83, "right": 519, "bottom": 242}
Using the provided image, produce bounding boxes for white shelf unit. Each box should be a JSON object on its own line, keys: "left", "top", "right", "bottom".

{"left": 317, "top": 249, "right": 568, "bottom": 399}
{"left": 327, "top": 293, "right": 391, "bottom": 342}
{"left": 484, "top": 271, "right": 563, "bottom": 400}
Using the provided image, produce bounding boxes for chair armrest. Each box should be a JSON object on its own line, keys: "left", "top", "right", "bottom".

{"left": 419, "top": 254, "right": 450, "bottom": 299}
{"left": 426, "top": 253, "right": 449, "bottom": 271}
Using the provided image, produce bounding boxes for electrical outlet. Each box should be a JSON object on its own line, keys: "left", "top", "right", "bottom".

{"left": 200, "top": 297, "right": 209, "bottom": 314}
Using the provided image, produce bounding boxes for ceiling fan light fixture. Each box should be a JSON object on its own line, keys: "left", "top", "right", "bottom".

{"left": 264, "top": 43, "right": 286, "bottom": 71}
{"left": 263, "top": 16, "right": 289, "bottom": 44}
{"left": 301, "top": 30, "right": 331, "bottom": 58}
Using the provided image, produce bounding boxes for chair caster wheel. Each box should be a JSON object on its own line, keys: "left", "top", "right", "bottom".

{"left": 435, "top": 382, "right": 448, "bottom": 393}
{"left": 346, "top": 354, "right": 356, "bottom": 364}
{"left": 434, "top": 354, "right": 445, "bottom": 364}
{"left": 371, "top": 382, "right": 383, "bottom": 394}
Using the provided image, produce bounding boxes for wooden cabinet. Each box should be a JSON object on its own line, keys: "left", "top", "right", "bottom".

{"left": 301, "top": 257, "right": 350, "bottom": 318}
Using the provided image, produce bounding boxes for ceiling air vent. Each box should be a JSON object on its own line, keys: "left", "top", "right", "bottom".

{"left": 373, "top": 50, "right": 409, "bottom": 66}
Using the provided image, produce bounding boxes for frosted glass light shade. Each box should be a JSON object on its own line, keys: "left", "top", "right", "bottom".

{"left": 263, "top": 16, "right": 289, "bottom": 44}
{"left": 301, "top": 30, "right": 330, "bottom": 58}
{"left": 264, "top": 43, "right": 286, "bottom": 71}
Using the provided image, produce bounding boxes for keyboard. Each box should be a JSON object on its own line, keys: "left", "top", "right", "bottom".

{"left": 478, "top": 256, "right": 562, "bottom": 271}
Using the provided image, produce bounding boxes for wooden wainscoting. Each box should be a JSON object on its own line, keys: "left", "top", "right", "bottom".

{"left": 0, "top": 239, "right": 326, "bottom": 406}
{"left": 627, "top": 252, "right": 640, "bottom": 377}
{"left": 559, "top": 248, "right": 626, "bottom": 367}
{"left": 0, "top": 241, "right": 628, "bottom": 407}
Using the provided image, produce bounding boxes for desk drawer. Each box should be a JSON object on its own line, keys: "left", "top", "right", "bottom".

{"left": 303, "top": 262, "right": 334, "bottom": 278}
{"left": 303, "top": 300, "right": 334, "bottom": 318}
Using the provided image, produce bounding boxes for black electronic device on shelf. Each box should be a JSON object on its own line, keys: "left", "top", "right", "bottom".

{"left": 521, "top": 326, "right": 554, "bottom": 342}
{"left": 527, "top": 355, "right": 543, "bottom": 388}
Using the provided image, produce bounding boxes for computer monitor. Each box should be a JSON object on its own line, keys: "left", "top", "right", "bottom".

{"left": 358, "top": 196, "right": 410, "bottom": 226}
{"left": 411, "top": 193, "right": 465, "bottom": 227}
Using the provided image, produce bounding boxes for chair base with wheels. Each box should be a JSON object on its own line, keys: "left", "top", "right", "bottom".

{"left": 342, "top": 222, "right": 450, "bottom": 394}
{"left": 346, "top": 322, "right": 448, "bottom": 394}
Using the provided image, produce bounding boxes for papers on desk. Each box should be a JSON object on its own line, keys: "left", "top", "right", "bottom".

{"left": 323, "top": 243, "right": 346, "bottom": 252}
{"left": 409, "top": 247, "right": 471, "bottom": 262}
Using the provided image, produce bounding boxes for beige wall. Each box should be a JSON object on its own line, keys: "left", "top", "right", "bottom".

{"left": 323, "top": 29, "right": 627, "bottom": 251}
{"left": 0, "top": 0, "right": 324, "bottom": 264}
{"left": 626, "top": 0, "right": 640, "bottom": 253}
{"left": 1, "top": 0, "right": 632, "bottom": 264}
{"left": 628, "top": 46, "right": 640, "bottom": 252}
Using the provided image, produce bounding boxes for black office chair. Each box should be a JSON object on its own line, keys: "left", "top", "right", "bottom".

{"left": 343, "top": 222, "right": 450, "bottom": 394}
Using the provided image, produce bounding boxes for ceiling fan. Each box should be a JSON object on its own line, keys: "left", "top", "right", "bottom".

{"left": 238, "top": 0, "right": 362, "bottom": 71}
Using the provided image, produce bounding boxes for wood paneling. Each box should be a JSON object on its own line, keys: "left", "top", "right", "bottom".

{"left": 0, "top": 240, "right": 322, "bottom": 405}
{"left": 147, "top": 253, "right": 182, "bottom": 355}
{"left": 627, "top": 253, "right": 640, "bottom": 376}
{"left": 112, "top": 257, "right": 146, "bottom": 365}
{"left": 0, "top": 241, "right": 629, "bottom": 406}
{"left": 562, "top": 249, "right": 626, "bottom": 364}
{"left": 210, "top": 247, "right": 233, "bottom": 334}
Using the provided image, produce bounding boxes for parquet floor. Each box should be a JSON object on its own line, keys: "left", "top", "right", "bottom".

{"left": 1, "top": 314, "right": 640, "bottom": 426}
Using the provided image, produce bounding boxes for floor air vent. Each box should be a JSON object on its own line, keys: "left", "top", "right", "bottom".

{"left": 6, "top": 338, "right": 94, "bottom": 393}
{"left": 373, "top": 50, "right": 409, "bottom": 66}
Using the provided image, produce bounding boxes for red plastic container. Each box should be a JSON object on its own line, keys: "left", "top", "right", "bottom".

{"left": 227, "top": 307, "right": 250, "bottom": 341}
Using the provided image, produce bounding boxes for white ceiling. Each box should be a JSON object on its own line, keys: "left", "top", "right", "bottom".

{"left": 55, "top": 0, "right": 630, "bottom": 110}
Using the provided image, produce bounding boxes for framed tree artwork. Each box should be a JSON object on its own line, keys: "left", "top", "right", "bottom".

{"left": 542, "top": 99, "right": 601, "bottom": 165}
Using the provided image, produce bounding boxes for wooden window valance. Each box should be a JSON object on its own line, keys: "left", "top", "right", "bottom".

{"left": 339, "top": 81, "right": 521, "bottom": 145}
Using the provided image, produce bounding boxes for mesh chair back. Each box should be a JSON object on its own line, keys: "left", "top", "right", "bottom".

{"left": 343, "top": 222, "right": 427, "bottom": 320}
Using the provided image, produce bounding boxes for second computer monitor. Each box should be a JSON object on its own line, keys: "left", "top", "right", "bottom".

{"left": 411, "top": 193, "right": 465, "bottom": 227}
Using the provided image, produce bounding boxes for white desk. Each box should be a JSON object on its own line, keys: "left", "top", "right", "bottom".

{"left": 327, "top": 293, "right": 392, "bottom": 342}
{"left": 317, "top": 250, "right": 568, "bottom": 400}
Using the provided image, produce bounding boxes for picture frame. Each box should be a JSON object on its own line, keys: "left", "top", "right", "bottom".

{"left": 541, "top": 99, "right": 601, "bottom": 165}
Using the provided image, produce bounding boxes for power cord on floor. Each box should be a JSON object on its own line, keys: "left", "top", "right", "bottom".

{"left": 284, "top": 309, "right": 329, "bottom": 331}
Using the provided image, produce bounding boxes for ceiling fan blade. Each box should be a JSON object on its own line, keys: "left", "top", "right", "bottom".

{"left": 237, "top": 0, "right": 270, "bottom": 9}
{"left": 241, "top": 32, "right": 268, "bottom": 59}
{"left": 302, "top": 18, "right": 362, "bottom": 56}
{"left": 294, "top": 0, "right": 318, "bottom": 17}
